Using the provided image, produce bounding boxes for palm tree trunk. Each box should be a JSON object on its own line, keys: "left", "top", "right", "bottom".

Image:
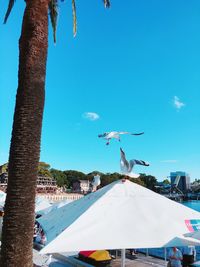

{"left": 1, "top": 0, "right": 49, "bottom": 266}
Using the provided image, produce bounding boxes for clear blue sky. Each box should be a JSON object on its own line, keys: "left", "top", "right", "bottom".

{"left": 1, "top": 0, "right": 200, "bottom": 181}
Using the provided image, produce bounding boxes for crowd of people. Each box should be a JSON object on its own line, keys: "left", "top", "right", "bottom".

{"left": 33, "top": 221, "right": 47, "bottom": 246}
{"left": 168, "top": 246, "right": 196, "bottom": 267}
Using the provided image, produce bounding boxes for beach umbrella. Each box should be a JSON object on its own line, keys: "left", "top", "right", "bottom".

{"left": 35, "top": 196, "right": 52, "bottom": 213}
{"left": 184, "top": 227, "right": 200, "bottom": 240}
{"left": 0, "top": 190, "right": 6, "bottom": 204}
{"left": 38, "top": 179, "right": 200, "bottom": 255}
{"left": 36, "top": 199, "right": 73, "bottom": 216}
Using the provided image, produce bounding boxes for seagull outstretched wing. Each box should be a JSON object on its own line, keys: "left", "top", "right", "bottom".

{"left": 131, "top": 132, "right": 144, "bottom": 136}
{"left": 120, "top": 147, "right": 129, "bottom": 173}
{"left": 120, "top": 148, "right": 149, "bottom": 178}
{"left": 98, "top": 131, "right": 144, "bottom": 145}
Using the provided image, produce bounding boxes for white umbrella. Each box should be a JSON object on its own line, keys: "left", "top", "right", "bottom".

{"left": 35, "top": 196, "right": 52, "bottom": 214}
{"left": 36, "top": 199, "right": 73, "bottom": 216}
{"left": 38, "top": 179, "right": 200, "bottom": 255}
{"left": 184, "top": 228, "right": 200, "bottom": 240}
{"left": 0, "top": 190, "right": 6, "bottom": 204}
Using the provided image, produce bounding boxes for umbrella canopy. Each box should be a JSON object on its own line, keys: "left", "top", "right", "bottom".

{"left": 0, "top": 190, "right": 6, "bottom": 204}
{"left": 184, "top": 225, "right": 200, "bottom": 240}
{"left": 39, "top": 179, "right": 200, "bottom": 254}
{"left": 36, "top": 199, "right": 73, "bottom": 216}
{"left": 35, "top": 196, "right": 52, "bottom": 213}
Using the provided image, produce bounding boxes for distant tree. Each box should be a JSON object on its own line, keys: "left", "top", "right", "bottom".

{"left": 101, "top": 172, "right": 122, "bottom": 186}
{"left": 163, "top": 179, "right": 170, "bottom": 184}
{"left": 140, "top": 174, "right": 157, "bottom": 191}
{"left": 129, "top": 177, "right": 145, "bottom": 186}
{"left": 0, "top": 163, "right": 8, "bottom": 174}
{"left": 38, "top": 162, "right": 52, "bottom": 177}
{"left": 50, "top": 168, "right": 69, "bottom": 188}
{"left": 63, "top": 170, "right": 87, "bottom": 188}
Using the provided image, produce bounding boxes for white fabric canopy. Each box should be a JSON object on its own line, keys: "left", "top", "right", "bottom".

{"left": 35, "top": 196, "right": 52, "bottom": 213}
{"left": 0, "top": 190, "right": 6, "bottom": 204}
{"left": 39, "top": 179, "right": 200, "bottom": 254}
{"left": 184, "top": 229, "right": 200, "bottom": 240}
{"left": 36, "top": 199, "right": 73, "bottom": 216}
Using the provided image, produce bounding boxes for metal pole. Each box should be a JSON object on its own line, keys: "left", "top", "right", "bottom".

{"left": 146, "top": 248, "right": 149, "bottom": 256}
{"left": 164, "top": 247, "right": 167, "bottom": 262}
{"left": 121, "top": 249, "right": 126, "bottom": 267}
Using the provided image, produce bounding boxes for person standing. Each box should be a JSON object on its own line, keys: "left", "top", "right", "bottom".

{"left": 168, "top": 247, "right": 183, "bottom": 267}
{"left": 182, "top": 246, "right": 196, "bottom": 267}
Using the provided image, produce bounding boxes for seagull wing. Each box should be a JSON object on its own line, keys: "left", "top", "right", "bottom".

{"left": 106, "top": 131, "right": 119, "bottom": 139}
{"left": 118, "top": 131, "right": 130, "bottom": 135}
{"left": 128, "top": 160, "right": 135, "bottom": 172}
{"left": 118, "top": 131, "right": 144, "bottom": 136}
{"left": 133, "top": 159, "right": 150, "bottom": 166}
{"left": 120, "top": 148, "right": 129, "bottom": 172}
{"left": 131, "top": 132, "right": 144, "bottom": 136}
{"left": 98, "top": 132, "right": 107, "bottom": 138}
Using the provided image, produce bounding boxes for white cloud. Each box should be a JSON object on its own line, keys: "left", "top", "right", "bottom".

{"left": 173, "top": 96, "right": 185, "bottom": 110}
{"left": 161, "top": 160, "right": 178, "bottom": 163}
{"left": 82, "top": 112, "right": 100, "bottom": 121}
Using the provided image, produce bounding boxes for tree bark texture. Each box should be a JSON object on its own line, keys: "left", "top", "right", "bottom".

{"left": 1, "top": 0, "right": 49, "bottom": 266}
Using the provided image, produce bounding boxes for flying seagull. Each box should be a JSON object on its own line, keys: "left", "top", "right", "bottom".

{"left": 120, "top": 147, "right": 149, "bottom": 178}
{"left": 98, "top": 131, "right": 144, "bottom": 145}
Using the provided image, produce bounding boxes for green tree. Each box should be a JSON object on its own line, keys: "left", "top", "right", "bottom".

{"left": 38, "top": 162, "right": 52, "bottom": 177}
{"left": 50, "top": 168, "right": 69, "bottom": 188}
{"left": 0, "top": 163, "right": 8, "bottom": 174}
{"left": 64, "top": 170, "right": 87, "bottom": 188}
{"left": 1, "top": 1, "right": 110, "bottom": 266}
{"left": 163, "top": 179, "right": 170, "bottom": 184}
{"left": 140, "top": 174, "right": 157, "bottom": 191}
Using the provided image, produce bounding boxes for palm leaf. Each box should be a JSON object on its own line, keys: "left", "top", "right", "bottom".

{"left": 49, "top": 0, "right": 58, "bottom": 43}
{"left": 103, "top": 0, "right": 111, "bottom": 8}
{"left": 4, "top": 0, "right": 15, "bottom": 24}
{"left": 72, "top": 0, "right": 77, "bottom": 37}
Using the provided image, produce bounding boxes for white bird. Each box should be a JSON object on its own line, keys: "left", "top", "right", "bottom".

{"left": 120, "top": 147, "right": 149, "bottom": 178}
{"left": 98, "top": 131, "right": 144, "bottom": 145}
{"left": 92, "top": 175, "right": 101, "bottom": 187}
{"left": 91, "top": 175, "right": 101, "bottom": 192}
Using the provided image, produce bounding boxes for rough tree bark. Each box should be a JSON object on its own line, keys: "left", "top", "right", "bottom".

{"left": 1, "top": 0, "right": 49, "bottom": 266}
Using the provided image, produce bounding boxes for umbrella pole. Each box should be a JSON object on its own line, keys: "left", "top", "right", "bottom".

{"left": 164, "top": 247, "right": 167, "bottom": 262}
{"left": 121, "top": 249, "right": 126, "bottom": 267}
{"left": 146, "top": 248, "right": 149, "bottom": 256}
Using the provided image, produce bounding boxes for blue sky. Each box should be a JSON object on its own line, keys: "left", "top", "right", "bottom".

{"left": 1, "top": 0, "right": 200, "bottom": 181}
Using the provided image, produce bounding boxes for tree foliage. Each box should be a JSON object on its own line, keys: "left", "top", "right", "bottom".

{"left": 163, "top": 179, "right": 170, "bottom": 184}
{"left": 0, "top": 163, "right": 8, "bottom": 174}
{"left": 139, "top": 173, "right": 157, "bottom": 191}
{"left": 38, "top": 162, "right": 52, "bottom": 177}
{"left": 50, "top": 168, "right": 69, "bottom": 187}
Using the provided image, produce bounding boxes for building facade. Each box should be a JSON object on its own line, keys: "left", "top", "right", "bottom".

{"left": 0, "top": 173, "right": 58, "bottom": 193}
{"left": 72, "top": 180, "right": 90, "bottom": 194}
{"left": 170, "top": 171, "right": 190, "bottom": 193}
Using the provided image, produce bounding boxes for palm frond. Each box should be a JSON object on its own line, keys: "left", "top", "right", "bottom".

{"left": 103, "top": 0, "right": 110, "bottom": 8}
{"left": 72, "top": 0, "right": 77, "bottom": 37}
{"left": 49, "top": 0, "right": 58, "bottom": 43}
{"left": 4, "top": 0, "right": 15, "bottom": 24}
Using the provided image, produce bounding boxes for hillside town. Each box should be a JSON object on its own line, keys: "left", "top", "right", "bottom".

{"left": 1, "top": 163, "right": 200, "bottom": 203}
